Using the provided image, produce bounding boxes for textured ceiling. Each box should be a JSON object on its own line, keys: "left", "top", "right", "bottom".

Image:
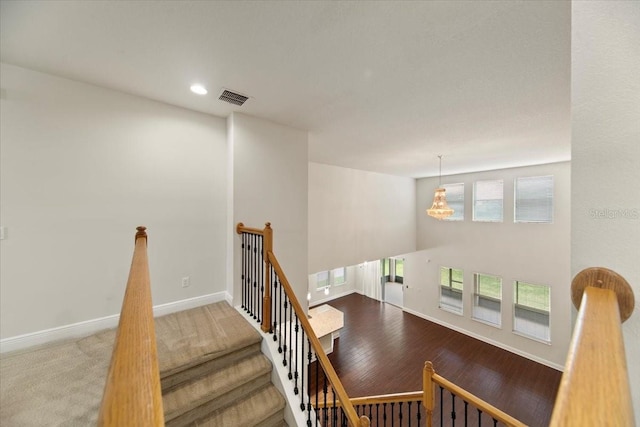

{"left": 0, "top": 1, "right": 571, "bottom": 178}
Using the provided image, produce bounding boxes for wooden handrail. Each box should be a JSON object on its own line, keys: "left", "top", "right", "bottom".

{"left": 316, "top": 391, "right": 423, "bottom": 408}
{"left": 268, "top": 251, "right": 370, "bottom": 427}
{"left": 236, "top": 222, "right": 267, "bottom": 236}
{"left": 550, "top": 268, "right": 635, "bottom": 426}
{"left": 431, "top": 369, "right": 527, "bottom": 426}
{"left": 97, "top": 227, "right": 164, "bottom": 427}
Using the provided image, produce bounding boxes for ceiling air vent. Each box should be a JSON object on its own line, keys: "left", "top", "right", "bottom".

{"left": 218, "top": 89, "right": 249, "bottom": 106}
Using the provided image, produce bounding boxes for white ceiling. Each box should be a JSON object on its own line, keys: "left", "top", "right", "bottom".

{"left": 0, "top": 1, "right": 571, "bottom": 178}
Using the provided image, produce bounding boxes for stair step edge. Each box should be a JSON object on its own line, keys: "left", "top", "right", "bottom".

{"left": 161, "top": 341, "right": 262, "bottom": 390}
{"left": 193, "top": 384, "right": 286, "bottom": 427}
{"left": 164, "top": 352, "right": 273, "bottom": 421}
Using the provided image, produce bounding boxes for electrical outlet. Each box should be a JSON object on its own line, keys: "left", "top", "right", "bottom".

{"left": 181, "top": 276, "right": 190, "bottom": 288}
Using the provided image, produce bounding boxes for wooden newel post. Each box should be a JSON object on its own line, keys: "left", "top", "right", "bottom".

{"left": 359, "top": 415, "right": 371, "bottom": 427}
{"left": 135, "top": 226, "right": 147, "bottom": 244}
{"left": 423, "top": 361, "right": 435, "bottom": 427}
{"left": 262, "top": 223, "right": 273, "bottom": 333}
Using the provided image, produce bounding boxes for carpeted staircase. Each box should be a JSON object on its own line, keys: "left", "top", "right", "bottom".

{"left": 0, "top": 302, "right": 287, "bottom": 426}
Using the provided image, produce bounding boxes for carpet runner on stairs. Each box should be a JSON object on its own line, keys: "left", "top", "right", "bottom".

{"left": 0, "top": 301, "right": 287, "bottom": 427}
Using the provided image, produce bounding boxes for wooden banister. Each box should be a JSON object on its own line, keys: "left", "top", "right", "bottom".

{"left": 97, "top": 227, "right": 164, "bottom": 427}
{"left": 316, "top": 391, "right": 423, "bottom": 409}
{"left": 550, "top": 267, "right": 635, "bottom": 426}
{"left": 431, "top": 371, "right": 527, "bottom": 427}
{"left": 268, "top": 252, "right": 368, "bottom": 427}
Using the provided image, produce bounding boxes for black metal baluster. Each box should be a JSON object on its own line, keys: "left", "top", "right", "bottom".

{"left": 399, "top": 401, "right": 403, "bottom": 426}
{"left": 440, "top": 386, "right": 444, "bottom": 427}
{"left": 272, "top": 270, "right": 278, "bottom": 337}
{"left": 248, "top": 233, "right": 252, "bottom": 314}
{"left": 417, "top": 402, "right": 422, "bottom": 426}
{"left": 315, "top": 355, "right": 319, "bottom": 427}
{"left": 323, "top": 372, "right": 328, "bottom": 426}
{"left": 282, "top": 294, "right": 288, "bottom": 364}
{"left": 294, "top": 315, "right": 300, "bottom": 394}
{"left": 278, "top": 279, "right": 283, "bottom": 353}
{"left": 369, "top": 404, "right": 373, "bottom": 425}
{"left": 451, "top": 392, "right": 456, "bottom": 426}
{"left": 247, "top": 234, "right": 252, "bottom": 315}
{"left": 492, "top": 418, "right": 498, "bottom": 427}
{"left": 408, "top": 401, "right": 412, "bottom": 427}
{"left": 253, "top": 234, "right": 258, "bottom": 320}
{"left": 241, "top": 234, "right": 245, "bottom": 310}
{"left": 376, "top": 403, "right": 379, "bottom": 425}
{"left": 306, "top": 337, "right": 313, "bottom": 426}
{"left": 258, "top": 234, "right": 263, "bottom": 323}
{"left": 287, "top": 296, "right": 293, "bottom": 373}
{"left": 383, "top": 402, "right": 387, "bottom": 426}
{"left": 464, "top": 401, "right": 468, "bottom": 427}
{"left": 391, "top": 401, "right": 395, "bottom": 427}
{"left": 477, "top": 409, "right": 482, "bottom": 427}
{"left": 332, "top": 387, "right": 337, "bottom": 426}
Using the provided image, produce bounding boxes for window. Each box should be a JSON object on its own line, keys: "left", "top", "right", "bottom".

{"left": 473, "top": 180, "right": 503, "bottom": 222}
{"left": 394, "top": 259, "right": 404, "bottom": 283}
{"left": 439, "top": 267, "right": 463, "bottom": 314}
{"left": 442, "top": 183, "right": 464, "bottom": 221}
{"left": 316, "top": 271, "right": 329, "bottom": 291}
{"left": 515, "top": 176, "right": 554, "bottom": 223}
{"left": 514, "top": 281, "right": 550, "bottom": 342}
{"left": 383, "top": 258, "right": 403, "bottom": 284}
{"left": 473, "top": 273, "right": 502, "bottom": 326}
{"left": 331, "top": 267, "right": 346, "bottom": 286}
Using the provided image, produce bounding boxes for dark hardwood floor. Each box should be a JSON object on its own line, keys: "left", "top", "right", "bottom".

{"left": 314, "top": 293, "right": 562, "bottom": 427}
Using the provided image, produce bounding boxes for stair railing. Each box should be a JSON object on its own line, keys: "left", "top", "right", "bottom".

{"left": 237, "top": 223, "right": 636, "bottom": 426}
{"left": 97, "top": 227, "right": 164, "bottom": 427}
{"left": 237, "top": 222, "right": 369, "bottom": 427}
{"left": 550, "top": 267, "right": 635, "bottom": 426}
{"left": 318, "top": 361, "right": 527, "bottom": 427}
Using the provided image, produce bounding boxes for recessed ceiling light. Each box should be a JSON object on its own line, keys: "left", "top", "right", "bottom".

{"left": 190, "top": 84, "right": 208, "bottom": 95}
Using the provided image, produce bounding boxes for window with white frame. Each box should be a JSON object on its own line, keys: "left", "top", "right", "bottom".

{"left": 439, "top": 266, "right": 463, "bottom": 314}
{"left": 383, "top": 258, "right": 404, "bottom": 284}
{"left": 514, "top": 176, "right": 554, "bottom": 223}
{"left": 442, "top": 183, "right": 464, "bottom": 221}
{"left": 316, "top": 271, "right": 329, "bottom": 291}
{"left": 473, "top": 180, "right": 503, "bottom": 222}
{"left": 472, "top": 273, "right": 502, "bottom": 326}
{"left": 513, "top": 281, "right": 550, "bottom": 342}
{"left": 331, "top": 267, "right": 346, "bottom": 286}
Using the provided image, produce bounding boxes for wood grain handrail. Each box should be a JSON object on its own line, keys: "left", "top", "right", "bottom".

{"left": 97, "top": 227, "right": 164, "bottom": 427}
{"left": 550, "top": 268, "right": 635, "bottom": 426}
{"left": 316, "top": 391, "right": 423, "bottom": 408}
{"left": 268, "top": 251, "right": 370, "bottom": 427}
{"left": 431, "top": 371, "right": 527, "bottom": 427}
{"left": 236, "top": 222, "right": 267, "bottom": 236}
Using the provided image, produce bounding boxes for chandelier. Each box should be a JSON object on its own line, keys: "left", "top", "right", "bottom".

{"left": 426, "top": 155, "right": 454, "bottom": 220}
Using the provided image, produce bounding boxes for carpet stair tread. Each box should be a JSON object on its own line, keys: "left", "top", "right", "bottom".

{"left": 164, "top": 352, "right": 273, "bottom": 425}
{"left": 194, "top": 384, "right": 286, "bottom": 427}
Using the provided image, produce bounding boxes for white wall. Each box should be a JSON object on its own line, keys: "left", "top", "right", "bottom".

{"left": 230, "top": 113, "right": 309, "bottom": 306}
{"left": 307, "top": 265, "right": 359, "bottom": 307}
{"left": 0, "top": 63, "right": 228, "bottom": 339}
{"left": 405, "top": 162, "right": 571, "bottom": 369}
{"left": 571, "top": 1, "right": 640, "bottom": 418}
{"left": 308, "top": 162, "right": 416, "bottom": 273}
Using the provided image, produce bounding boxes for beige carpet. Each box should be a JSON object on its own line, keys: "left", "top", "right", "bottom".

{"left": 0, "top": 301, "right": 261, "bottom": 426}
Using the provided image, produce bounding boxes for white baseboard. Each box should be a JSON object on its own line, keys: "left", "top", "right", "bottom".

{"left": 0, "top": 291, "right": 230, "bottom": 354}
{"left": 402, "top": 307, "right": 565, "bottom": 372}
